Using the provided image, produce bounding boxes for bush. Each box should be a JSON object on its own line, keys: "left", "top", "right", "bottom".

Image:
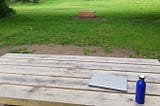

{"left": 0, "top": 1, "right": 15, "bottom": 18}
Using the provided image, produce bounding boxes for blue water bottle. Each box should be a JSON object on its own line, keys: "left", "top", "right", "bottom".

{"left": 135, "top": 74, "right": 146, "bottom": 104}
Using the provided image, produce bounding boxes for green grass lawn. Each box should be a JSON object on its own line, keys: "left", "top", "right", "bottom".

{"left": 0, "top": 0, "right": 160, "bottom": 58}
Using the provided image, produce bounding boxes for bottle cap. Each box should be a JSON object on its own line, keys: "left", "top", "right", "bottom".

{"left": 139, "top": 74, "right": 145, "bottom": 79}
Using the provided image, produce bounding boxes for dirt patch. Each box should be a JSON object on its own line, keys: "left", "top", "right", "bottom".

{"left": 0, "top": 46, "right": 13, "bottom": 56}
{"left": 0, "top": 44, "right": 143, "bottom": 58}
{"left": 5, "top": 45, "right": 107, "bottom": 56}
{"left": 106, "top": 47, "right": 144, "bottom": 58}
{"left": 72, "top": 16, "right": 107, "bottom": 21}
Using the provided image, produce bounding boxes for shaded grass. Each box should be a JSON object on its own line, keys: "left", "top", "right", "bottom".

{"left": 0, "top": 0, "right": 160, "bottom": 58}
{"left": 83, "top": 48, "right": 97, "bottom": 55}
{"left": 8, "top": 48, "right": 32, "bottom": 53}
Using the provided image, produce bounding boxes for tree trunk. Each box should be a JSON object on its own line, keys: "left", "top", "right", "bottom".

{"left": 0, "top": 0, "right": 5, "bottom": 3}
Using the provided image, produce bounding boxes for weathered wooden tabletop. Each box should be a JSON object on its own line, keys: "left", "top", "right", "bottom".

{"left": 0, "top": 53, "right": 160, "bottom": 106}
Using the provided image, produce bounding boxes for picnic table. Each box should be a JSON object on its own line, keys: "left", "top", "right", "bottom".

{"left": 0, "top": 53, "right": 160, "bottom": 106}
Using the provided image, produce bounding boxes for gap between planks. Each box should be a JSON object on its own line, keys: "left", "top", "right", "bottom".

{"left": 0, "top": 82, "right": 159, "bottom": 97}
{"left": 0, "top": 65, "right": 159, "bottom": 84}
{"left": 0, "top": 85, "right": 160, "bottom": 106}
{"left": 0, "top": 58, "right": 160, "bottom": 74}
{"left": 0, "top": 73, "right": 159, "bottom": 96}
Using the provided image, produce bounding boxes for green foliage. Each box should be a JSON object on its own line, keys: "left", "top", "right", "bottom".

{"left": 0, "top": 2, "right": 15, "bottom": 18}
{"left": 8, "top": 48, "right": 32, "bottom": 53}
{"left": 83, "top": 48, "right": 96, "bottom": 55}
{"left": 104, "top": 48, "right": 112, "bottom": 54}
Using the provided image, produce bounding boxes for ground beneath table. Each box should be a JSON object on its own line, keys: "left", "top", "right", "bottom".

{"left": 0, "top": 44, "right": 143, "bottom": 58}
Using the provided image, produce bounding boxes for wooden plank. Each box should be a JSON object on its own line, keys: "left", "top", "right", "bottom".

{"left": 0, "top": 73, "right": 159, "bottom": 96}
{"left": 2, "top": 53, "right": 160, "bottom": 65}
{"left": 0, "top": 54, "right": 159, "bottom": 105}
{"left": 0, "top": 58, "right": 160, "bottom": 74}
{"left": 0, "top": 85, "right": 160, "bottom": 106}
{"left": 0, "top": 65, "right": 159, "bottom": 84}
{"left": 0, "top": 97, "right": 82, "bottom": 106}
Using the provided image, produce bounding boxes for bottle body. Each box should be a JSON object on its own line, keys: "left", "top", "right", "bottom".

{"left": 135, "top": 79, "right": 146, "bottom": 104}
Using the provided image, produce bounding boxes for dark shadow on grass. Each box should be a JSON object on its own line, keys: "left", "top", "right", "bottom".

{"left": 0, "top": 10, "right": 159, "bottom": 25}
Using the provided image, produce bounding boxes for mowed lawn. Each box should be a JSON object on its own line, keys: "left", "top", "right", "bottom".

{"left": 0, "top": 0, "right": 160, "bottom": 58}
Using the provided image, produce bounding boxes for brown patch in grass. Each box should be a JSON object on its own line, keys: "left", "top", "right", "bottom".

{"left": 0, "top": 44, "right": 143, "bottom": 58}
{"left": 72, "top": 16, "right": 107, "bottom": 21}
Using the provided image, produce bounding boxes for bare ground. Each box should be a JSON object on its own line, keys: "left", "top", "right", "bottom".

{"left": 0, "top": 44, "right": 143, "bottom": 58}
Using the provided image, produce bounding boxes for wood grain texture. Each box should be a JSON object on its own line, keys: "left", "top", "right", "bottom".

{"left": 0, "top": 73, "right": 159, "bottom": 96}
{"left": 0, "top": 65, "right": 159, "bottom": 83}
{"left": 0, "top": 53, "right": 160, "bottom": 106}
{"left": 0, "top": 58, "right": 160, "bottom": 74}
{"left": 0, "top": 97, "right": 81, "bottom": 106}
{"left": 2, "top": 53, "right": 160, "bottom": 65}
{"left": 0, "top": 85, "right": 160, "bottom": 106}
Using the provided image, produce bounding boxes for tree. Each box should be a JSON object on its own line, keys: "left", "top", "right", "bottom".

{"left": 0, "top": 0, "right": 15, "bottom": 18}
{"left": 0, "top": 0, "right": 5, "bottom": 3}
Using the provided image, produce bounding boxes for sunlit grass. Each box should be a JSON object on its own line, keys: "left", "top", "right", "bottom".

{"left": 0, "top": 0, "right": 160, "bottom": 58}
